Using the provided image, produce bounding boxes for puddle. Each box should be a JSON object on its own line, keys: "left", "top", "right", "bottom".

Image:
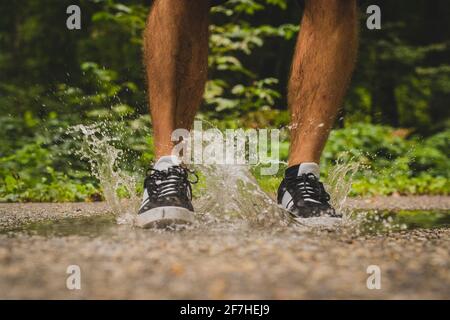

{"left": 395, "top": 210, "right": 450, "bottom": 229}
{"left": 36, "top": 122, "right": 445, "bottom": 241}
{"left": 346, "top": 209, "right": 450, "bottom": 235}
{"left": 1, "top": 209, "right": 448, "bottom": 238}
{"left": 68, "top": 123, "right": 359, "bottom": 227}
{"left": 0, "top": 214, "right": 117, "bottom": 238}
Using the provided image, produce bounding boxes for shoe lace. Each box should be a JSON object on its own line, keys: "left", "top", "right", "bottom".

{"left": 144, "top": 166, "right": 198, "bottom": 200}
{"left": 286, "top": 173, "right": 330, "bottom": 204}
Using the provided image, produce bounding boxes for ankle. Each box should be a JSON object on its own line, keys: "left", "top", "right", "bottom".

{"left": 285, "top": 162, "right": 320, "bottom": 178}
{"left": 153, "top": 155, "right": 181, "bottom": 171}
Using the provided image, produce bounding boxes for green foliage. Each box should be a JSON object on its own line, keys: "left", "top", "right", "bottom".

{"left": 0, "top": 0, "right": 449, "bottom": 201}
{"left": 204, "top": 78, "right": 281, "bottom": 115}
{"left": 256, "top": 123, "right": 450, "bottom": 197}
{"left": 1, "top": 116, "right": 448, "bottom": 202}
{"left": 0, "top": 139, "right": 99, "bottom": 202}
{"left": 322, "top": 124, "right": 449, "bottom": 196}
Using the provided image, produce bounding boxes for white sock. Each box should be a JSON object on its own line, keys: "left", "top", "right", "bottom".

{"left": 297, "top": 162, "right": 320, "bottom": 178}
{"left": 153, "top": 155, "right": 181, "bottom": 171}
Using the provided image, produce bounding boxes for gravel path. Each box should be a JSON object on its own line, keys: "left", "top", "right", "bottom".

{"left": 1, "top": 196, "right": 449, "bottom": 230}
{"left": 0, "top": 197, "right": 449, "bottom": 299}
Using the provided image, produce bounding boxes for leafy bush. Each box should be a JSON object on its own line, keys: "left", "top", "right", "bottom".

{"left": 0, "top": 118, "right": 448, "bottom": 202}
{"left": 0, "top": 139, "right": 99, "bottom": 202}
{"left": 0, "top": 0, "right": 449, "bottom": 201}
{"left": 255, "top": 123, "right": 450, "bottom": 197}
{"left": 322, "top": 125, "right": 450, "bottom": 196}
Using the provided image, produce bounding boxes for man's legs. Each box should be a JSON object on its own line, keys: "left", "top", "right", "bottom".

{"left": 277, "top": 0, "right": 358, "bottom": 218}
{"left": 144, "top": 0, "right": 210, "bottom": 159}
{"left": 137, "top": 0, "right": 210, "bottom": 228}
{"left": 288, "top": 0, "right": 358, "bottom": 165}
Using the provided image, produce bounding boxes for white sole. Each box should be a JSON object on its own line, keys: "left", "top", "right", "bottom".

{"left": 136, "top": 206, "right": 194, "bottom": 229}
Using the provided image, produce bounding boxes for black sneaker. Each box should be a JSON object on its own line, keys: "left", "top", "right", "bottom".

{"left": 136, "top": 160, "right": 197, "bottom": 228}
{"left": 277, "top": 163, "right": 339, "bottom": 218}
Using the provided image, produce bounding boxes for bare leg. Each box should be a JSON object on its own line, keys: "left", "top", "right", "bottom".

{"left": 144, "top": 0, "right": 210, "bottom": 159}
{"left": 288, "top": 0, "right": 358, "bottom": 166}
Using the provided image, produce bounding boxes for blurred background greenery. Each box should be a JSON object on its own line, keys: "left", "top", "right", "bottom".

{"left": 0, "top": 0, "right": 448, "bottom": 202}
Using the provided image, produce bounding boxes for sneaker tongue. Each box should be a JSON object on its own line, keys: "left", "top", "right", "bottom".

{"left": 153, "top": 155, "right": 181, "bottom": 171}
{"left": 297, "top": 162, "right": 320, "bottom": 178}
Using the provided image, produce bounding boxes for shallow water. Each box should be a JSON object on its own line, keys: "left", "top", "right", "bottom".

{"left": 68, "top": 123, "right": 364, "bottom": 229}
{"left": 56, "top": 123, "right": 449, "bottom": 240}
{"left": 2, "top": 209, "right": 448, "bottom": 238}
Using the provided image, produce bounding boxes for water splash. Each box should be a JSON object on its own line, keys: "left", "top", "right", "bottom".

{"left": 193, "top": 164, "right": 292, "bottom": 228}
{"left": 69, "top": 123, "right": 140, "bottom": 224}
{"left": 324, "top": 155, "right": 361, "bottom": 215}
{"left": 68, "top": 121, "right": 367, "bottom": 231}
